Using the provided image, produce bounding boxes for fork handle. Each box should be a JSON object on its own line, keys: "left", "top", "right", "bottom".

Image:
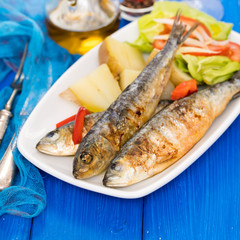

{"left": 0, "top": 134, "right": 16, "bottom": 191}
{"left": 5, "top": 88, "right": 19, "bottom": 111}
{"left": 0, "top": 109, "right": 12, "bottom": 144}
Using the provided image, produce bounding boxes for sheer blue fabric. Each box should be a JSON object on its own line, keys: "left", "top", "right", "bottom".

{"left": 0, "top": 1, "right": 79, "bottom": 217}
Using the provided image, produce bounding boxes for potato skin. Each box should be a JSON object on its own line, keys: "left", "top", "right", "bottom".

{"left": 99, "top": 40, "right": 123, "bottom": 78}
{"left": 59, "top": 88, "right": 81, "bottom": 106}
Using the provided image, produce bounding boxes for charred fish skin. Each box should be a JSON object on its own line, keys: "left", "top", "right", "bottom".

{"left": 72, "top": 100, "right": 172, "bottom": 177}
{"left": 73, "top": 11, "right": 199, "bottom": 180}
{"left": 36, "top": 101, "right": 172, "bottom": 156}
{"left": 103, "top": 75, "right": 240, "bottom": 187}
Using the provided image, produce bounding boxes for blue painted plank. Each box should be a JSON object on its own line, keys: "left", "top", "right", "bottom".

{"left": 143, "top": 116, "right": 240, "bottom": 239}
{"left": 0, "top": 214, "right": 32, "bottom": 240}
{"left": 0, "top": 72, "right": 32, "bottom": 240}
{"left": 30, "top": 16, "right": 142, "bottom": 240}
{"left": 0, "top": 71, "right": 15, "bottom": 90}
{"left": 143, "top": 1, "right": 240, "bottom": 239}
{"left": 30, "top": 171, "right": 143, "bottom": 240}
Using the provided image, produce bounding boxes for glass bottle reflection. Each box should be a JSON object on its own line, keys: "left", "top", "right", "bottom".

{"left": 46, "top": 0, "right": 120, "bottom": 55}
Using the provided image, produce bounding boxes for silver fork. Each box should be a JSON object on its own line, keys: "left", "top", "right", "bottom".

{"left": 0, "top": 42, "right": 29, "bottom": 145}
{"left": 0, "top": 42, "right": 29, "bottom": 190}
{"left": 0, "top": 134, "right": 16, "bottom": 190}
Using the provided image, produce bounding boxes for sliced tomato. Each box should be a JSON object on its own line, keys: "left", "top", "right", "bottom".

{"left": 169, "top": 15, "right": 211, "bottom": 41}
{"left": 153, "top": 39, "right": 167, "bottom": 50}
{"left": 154, "top": 16, "right": 240, "bottom": 62}
{"left": 228, "top": 42, "right": 240, "bottom": 62}
{"left": 207, "top": 44, "right": 230, "bottom": 56}
{"left": 181, "top": 42, "right": 240, "bottom": 60}
{"left": 171, "top": 79, "right": 198, "bottom": 100}
{"left": 182, "top": 51, "right": 221, "bottom": 57}
{"left": 179, "top": 16, "right": 211, "bottom": 39}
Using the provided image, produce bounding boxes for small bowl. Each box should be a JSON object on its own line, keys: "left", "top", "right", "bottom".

{"left": 120, "top": 4, "right": 153, "bottom": 21}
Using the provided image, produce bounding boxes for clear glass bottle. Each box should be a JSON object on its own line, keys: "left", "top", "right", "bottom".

{"left": 46, "top": 0, "right": 120, "bottom": 55}
{"left": 164, "top": 0, "right": 224, "bottom": 20}
{"left": 183, "top": 0, "right": 224, "bottom": 20}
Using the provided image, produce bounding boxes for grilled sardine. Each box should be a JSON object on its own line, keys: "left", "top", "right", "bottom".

{"left": 103, "top": 73, "right": 240, "bottom": 187}
{"left": 73, "top": 12, "right": 199, "bottom": 179}
{"left": 36, "top": 100, "right": 172, "bottom": 156}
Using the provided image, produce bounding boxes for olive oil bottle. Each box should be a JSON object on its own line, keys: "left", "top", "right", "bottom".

{"left": 46, "top": 0, "right": 120, "bottom": 55}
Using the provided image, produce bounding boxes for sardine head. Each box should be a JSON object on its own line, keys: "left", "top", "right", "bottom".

{"left": 36, "top": 129, "right": 61, "bottom": 155}
{"left": 36, "top": 126, "right": 77, "bottom": 156}
{"left": 103, "top": 157, "right": 134, "bottom": 187}
{"left": 73, "top": 134, "right": 116, "bottom": 179}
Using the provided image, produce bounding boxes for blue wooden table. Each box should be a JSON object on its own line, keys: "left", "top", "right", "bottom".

{"left": 1, "top": 1, "right": 240, "bottom": 239}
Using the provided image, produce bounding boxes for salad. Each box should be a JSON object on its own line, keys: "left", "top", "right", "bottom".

{"left": 131, "top": 1, "right": 240, "bottom": 85}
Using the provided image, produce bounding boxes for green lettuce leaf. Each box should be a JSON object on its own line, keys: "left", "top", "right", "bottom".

{"left": 132, "top": 1, "right": 233, "bottom": 52}
{"left": 138, "top": 11, "right": 165, "bottom": 43}
{"left": 175, "top": 54, "right": 240, "bottom": 85}
{"left": 129, "top": 36, "right": 153, "bottom": 53}
{"left": 152, "top": 2, "right": 232, "bottom": 40}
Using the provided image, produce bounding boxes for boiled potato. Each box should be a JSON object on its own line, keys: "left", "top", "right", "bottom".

{"left": 160, "top": 81, "right": 175, "bottom": 100}
{"left": 69, "top": 64, "right": 121, "bottom": 112}
{"left": 59, "top": 88, "right": 81, "bottom": 106}
{"left": 146, "top": 48, "right": 193, "bottom": 86}
{"left": 119, "top": 68, "right": 175, "bottom": 99}
{"left": 70, "top": 79, "right": 109, "bottom": 112}
{"left": 99, "top": 37, "right": 145, "bottom": 77}
{"left": 170, "top": 61, "right": 193, "bottom": 86}
{"left": 88, "top": 64, "right": 122, "bottom": 103}
{"left": 119, "top": 69, "right": 141, "bottom": 90}
{"left": 146, "top": 48, "right": 160, "bottom": 65}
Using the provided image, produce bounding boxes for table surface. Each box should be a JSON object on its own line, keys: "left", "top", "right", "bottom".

{"left": 1, "top": 1, "right": 240, "bottom": 239}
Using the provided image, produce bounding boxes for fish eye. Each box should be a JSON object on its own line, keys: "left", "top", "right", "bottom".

{"left": 46, "top": 131, "right": 59, "bottom": 141}
{"left": 111, "top": 163, "right": 121, "bottom": 171}
{"left": 80, "top": 152, "right": 93, "bottom": 164}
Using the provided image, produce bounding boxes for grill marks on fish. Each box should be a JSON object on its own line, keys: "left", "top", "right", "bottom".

{"left": 103, "top": 76, "right": 240, "bottom": 187}
{"left": 73, "top": 11, "right": 199, "bottom": 179}
{"left": 82, "top": 112, "right": 103, "bottom": 138}
{"left": 36, "top": 100, "right": 172, "bottom": 156}
{"left": 104, "top": 103, "right": 148, "bottom": 151}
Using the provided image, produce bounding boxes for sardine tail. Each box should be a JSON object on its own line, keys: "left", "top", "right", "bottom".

{"left": 168, "top": 9, "right": 186, "bottom": 43}
{"left": 169, "top": 9, "right": 200, "bottom": 45}
{"left": 180, "top": 22, "right": 200, "bottom": 43}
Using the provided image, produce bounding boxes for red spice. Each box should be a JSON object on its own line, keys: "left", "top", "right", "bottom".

{"left": 122, "top": 0, "right": 155, "bottom": 9}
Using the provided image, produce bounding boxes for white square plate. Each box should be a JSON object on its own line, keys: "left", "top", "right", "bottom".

{"left": 18, "top": 21, "right": 240, "bottom": 198}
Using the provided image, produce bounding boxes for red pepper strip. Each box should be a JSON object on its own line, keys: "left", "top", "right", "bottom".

{"left": 171, "top": 79, "right": 198, "bottom": 100}
{"left": 56, "top": 114, "right": 76, "bottom": 128}
{"left": 72, "top": 107, "right": 90, "bottom": 145}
